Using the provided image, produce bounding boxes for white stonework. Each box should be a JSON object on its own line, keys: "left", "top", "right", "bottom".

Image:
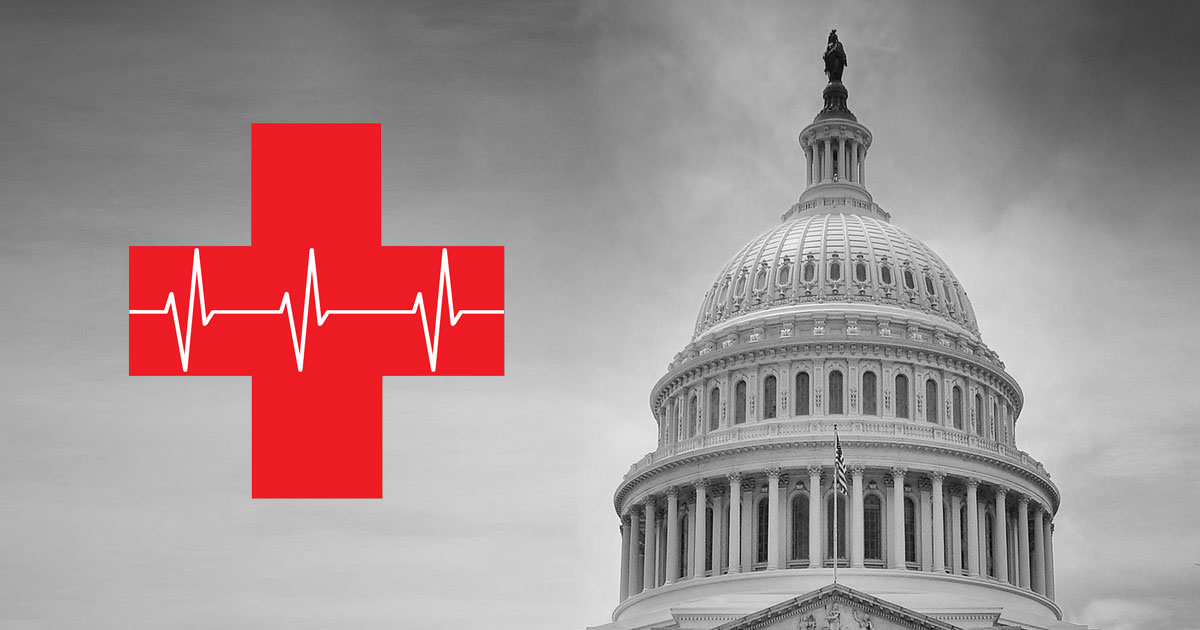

{"left": 591, "top": 39, "right": 1089, "bottom": 630}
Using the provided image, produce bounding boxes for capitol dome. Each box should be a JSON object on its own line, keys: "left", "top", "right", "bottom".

{"left": 693, "top": 212, "right": 980, "bottom": 343}
{"left": 597, "top": 32, "right": 1083, "bottom": 630}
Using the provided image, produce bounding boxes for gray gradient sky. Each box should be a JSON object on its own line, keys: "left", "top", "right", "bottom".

{"left": 2, "top": 2, "right": 1199, "bottom": 629}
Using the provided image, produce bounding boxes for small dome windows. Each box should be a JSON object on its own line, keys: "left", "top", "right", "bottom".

{"left": 753, "top": 263, "right": 770, "bottom": 292}
{"left": 802, "top": 259, "right": 816, "bottom": 283}
{"left": 776, "top": 257, "right": 793, "bottom": 286}
{"left": 690, "top": 215, "right": 983, "bottom": 340}
{"left": 717, "top": 277, "right": 730, "bottom": 303}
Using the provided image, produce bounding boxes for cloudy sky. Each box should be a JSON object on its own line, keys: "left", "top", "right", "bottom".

{"left": 2, "top": 2, "right": 1199, "bottom": 629}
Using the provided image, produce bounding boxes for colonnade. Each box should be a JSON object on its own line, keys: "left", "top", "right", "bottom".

{"left": 618, "top": 466, "right": 1055, "bottom": 602}
{"left": 805, "top": 135, "right": 866, "bottom": 187}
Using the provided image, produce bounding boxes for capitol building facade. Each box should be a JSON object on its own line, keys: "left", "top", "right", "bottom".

{"left": 592, "top": 35, "right": 1089, "bottom": 630}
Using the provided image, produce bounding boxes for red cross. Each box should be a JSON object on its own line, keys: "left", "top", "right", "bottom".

{"left": 128, "top": 124, "right": 504, "bottom": 498}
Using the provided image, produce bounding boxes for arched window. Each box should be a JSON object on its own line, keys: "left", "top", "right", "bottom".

{"left": 855, "top": 260, "right": 869, "bottom": 282}
{"left": 763, "top": 375, "right": 777, "bottom": 420}
{"left": 864, "top": 494, "right": 883, "bottom": 561}
{"left": 680, "top": 513, "right": 690, "bottom": 577}
{"left": 828, "top": 370, "right": 844, "bottom": 415}
{"left": 735, "top": 380, "right": 747, "bottom": 425}
{"left": 795, "top": 372, "right": 811, "bottom": 416}
{"left": 925, "top": 379, "right": 939, "bottom": 423}
{"left": 756, "top": 498, "right": 770, "bottom": 565}
{"left": 952, "top": 385, "right": 964, "bottom": 430}
{"left": 688, "top": 394, "right": 698, "bottom": 437}
{"left": 974, "top": 393, "right": 984, "bottom": 436}
{"left": 829, "top": 260, "right": 842, "bottom": 282}
{"left": 896, "top": 374, "right": 910, "bottom": 419}
{"left": 802, "top": 260, "right": 816, "bottom": 283}
{"left": 826, "top": 494, "right": 847, "bottom": 562}
{"left": 791, "top": 495, "right": 809, "bottom": 562}
{"left": 709, "top": 387, "right": 721, "bottom": 431}
{"left": 862, "top": 371, "right": 878, "bottom": 416}
{"left": 880, "top": 264, "right": 893, "bottom": 286}
{"left": 924, "top": 275, "right": 937, "bottom": 296}
{"left": 904, "top": 497, "right": 917, "bottom": 563}
{"left": 904, "top": 269, "right": 916, "bottom": 290}
{"left": 705, "top": 506, "right": 714, "bottom": 575}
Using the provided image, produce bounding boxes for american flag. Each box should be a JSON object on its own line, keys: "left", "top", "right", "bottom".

{"left": 834, "top": 427, "right": 848, "bottom": 495}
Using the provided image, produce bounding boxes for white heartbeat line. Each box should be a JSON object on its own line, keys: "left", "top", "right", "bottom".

{"left": 129, "top": 248, "right": 503, "bottom": 373}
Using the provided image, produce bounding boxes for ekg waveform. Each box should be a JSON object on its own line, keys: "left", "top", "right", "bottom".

{"left": 129, "top": 248, "right": 504, "bottom": 373}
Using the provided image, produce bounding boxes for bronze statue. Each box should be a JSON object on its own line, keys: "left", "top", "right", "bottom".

{"left": 824, "top": 29, "right": 847, "bottom": 83}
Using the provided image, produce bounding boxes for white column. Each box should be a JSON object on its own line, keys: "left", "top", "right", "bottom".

{"left": 1033, "top": 506, "right": 1046, "bottom": 595}
{"left": 766, "top": 468, "right": 781, "bottom": 570}
{"left": 740, "top": 480, "right": 754, "bottom": 572}
{"left": 662, "top": 518, "right": 672, "bottom": 588}
{"left": 777, "top": 474, "right": 789, "bottom": 568}
{"left": 837, "top": 137, "right": 846, "bottom": 181}
{"left": 627, "top": 506, "right": 642, "bottom": 594}
{"left": 994, "top": 487, "right": 1008, "bottom": 583}
{"left": 950, "top": 491, "right": 963, "bottom": 575}
{"left": 805, "top": 145, "right": 814, "bottom": 187}
{"left": 693, "top": 480, "right": 708, "bottom": 578}
{"left": 931, "top": 473, "right": 946, "bottom": 573}
{"left": 823, "top": 138, "right": 832, "bottom": 182}
{"left": 849, "top": 139, "right": 859, "bottom": 184}
{"left": 1045, "top": 519, "right": 1056, "bottom": 600}
{"left": 727, "top": 474, "right": 741, "bottom": 573}
{"left": 1017, "top": 496, "right": 1031, "bottom": 588}
{"left": 619, "top": 517, "right": 630, "bottom": 600}
{"left": 891, "top": 468, "right": 906, "bottom": 569}
{"left": 851, "top": 466, "right": 865, "bottom": 567}
{"left": 978, "top": 500, "right": 987, "bottom": 576}
{"left": 665, "top": 487, "right": 680, "bottom": 585}
{"left": 643, "top": 501, "right": 657, "bottom": 591}
{"left": 966, "top": 479, "right": 980, "bottom": 577}
{"left": 816, "top": 141, "right": 825, "bottom": 181}
{"left": 919, "top": 480, "right": 933, "bottom": 571}
{"left": 859, "top": 144, "right": 866, "bottom": 186}
{"left": 808, "top": 466, "right": 822, "bottom": 568}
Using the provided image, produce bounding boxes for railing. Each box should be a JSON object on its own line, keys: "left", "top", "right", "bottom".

{"left": 631, "top": 419, "right": 1049, "bottom": 480}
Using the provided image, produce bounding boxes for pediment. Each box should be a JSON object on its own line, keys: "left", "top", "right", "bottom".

{"left": 713, "top": 584, "right": 961, "bottom": 630}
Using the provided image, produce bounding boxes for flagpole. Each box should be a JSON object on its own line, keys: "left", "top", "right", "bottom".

{"left": 833, "top": 424, "right": 839, "bottom": 585}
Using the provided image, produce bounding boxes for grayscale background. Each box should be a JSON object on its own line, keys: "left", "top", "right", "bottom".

{"left": 1, "top": 2, "right": 1198, "bottom": 629}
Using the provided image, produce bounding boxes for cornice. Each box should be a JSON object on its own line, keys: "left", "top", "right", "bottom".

{"left": 613, "top": 433, "right": 1058, "bottom": 516}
